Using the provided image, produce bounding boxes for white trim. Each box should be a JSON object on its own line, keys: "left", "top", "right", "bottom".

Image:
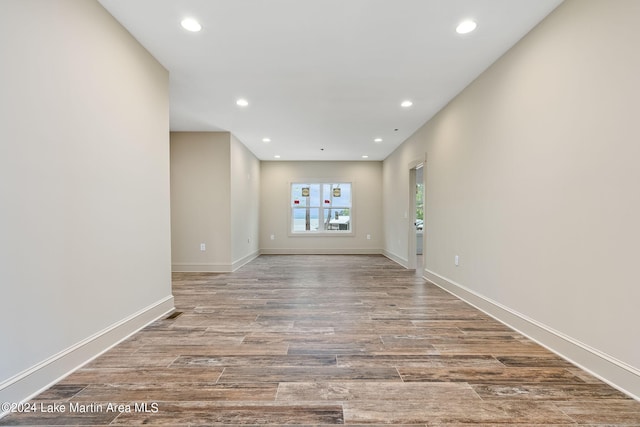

{"left": 288, "top": 231, "right": 356, "bottom": 237}
{"left": 260, "top": 248, "right": 382, "bottom": 255}
{"left": 423, "top": 268, "right": 640, "bottom": 401}
{"left": 0, "top": 296, "right": 174, "bottom": 414}
{"left": 288, "top": 181, "right": 354, "bottom": 237}
{"left": 175, "top": 250, "right": 383, "bottom": 270}
{"left": 232, "top": 251, "right": 260, "bottom": 271}
{"left": 172, "top": 262, "right": 233, "bottom": 273}
{"left": 383, "top": 250, "right": 409, "bottom": 268}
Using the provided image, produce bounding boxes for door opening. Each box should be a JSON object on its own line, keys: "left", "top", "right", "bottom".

{"left": 408, "top": 162, "right": 424, "bottom": 271}
{"left": 415, "top": 165, "right": 424, "bottom": 273}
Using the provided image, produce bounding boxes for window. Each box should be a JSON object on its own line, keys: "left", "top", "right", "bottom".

{"left": 291, "top": 182, "right": 352, "bottom": 234}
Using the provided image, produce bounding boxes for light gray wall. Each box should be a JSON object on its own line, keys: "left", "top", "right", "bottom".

{"left": 383, "top": 0, "right": 640, "bottom": 397}
{"left": 0, "top": 0, "right": 172, "bottom": 403}
{"left": 260, "top": 161, "right": 383, "bottom": 253}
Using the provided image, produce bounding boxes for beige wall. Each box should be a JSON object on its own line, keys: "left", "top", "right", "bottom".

{"left": 383, "top": 0, "right": 640, "bottom": 397}
{"left": 230, "top": 134, "right": 261, "bottom": 268}
{"left": 382, "top": 150, "right": 426, "bottom": 266}
{"left": 170, "top": 132, "right": 260, "bottom": 271}
{"left": 260, "top": 161, "right": 383, "bottom": 253}
{"left": 170, "top": 132, "right": 232, "bottom": 271}
{"left": 0, "top": 0, "right": 172, "bottom": 403}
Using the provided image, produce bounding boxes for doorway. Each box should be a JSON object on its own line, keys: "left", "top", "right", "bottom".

{"left": 408, "top": 161, "right": 425, "bottom": 271}
{"left": 415, "top": 165, "right": 424, "bottom": 272}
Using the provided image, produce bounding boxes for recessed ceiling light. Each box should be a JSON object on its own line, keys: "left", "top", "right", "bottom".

{"left": 362, "top": 155, "right": 369, "bottom": 159}
{"left": 374, "top": 138, "right": 383, "bottom": 143}
{"left": 274, "top": 155, "right": 281, "bottom": 159}
{"left": 236, "top": 98, "right": 249, "bottom": 107}
{"left": 262, "top": 138, "right": 271, "bottom": 143}
{"left": 181, "top": 18, "right": 202, "bottom": 32}
{"left": 401, "top": 100, "right": 413, "bottom": 108}
{"left": 456, "top": 19, "right": 477, "bottom": 34}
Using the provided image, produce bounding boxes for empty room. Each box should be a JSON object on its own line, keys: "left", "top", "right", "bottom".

{"left": 1, "top": 0, "right": 639, "bottom": 425}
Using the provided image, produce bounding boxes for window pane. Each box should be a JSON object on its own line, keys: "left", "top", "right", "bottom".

{"left": 325, "top": 183, "right": 351, "bottom": 207}
{"left": 292, "top": 207, "right": 320, "bottom": 232}
{"left": 291, "top": 183, "right": 320, "bottom": 207}
{"left": 291, "top": 182, "right": 352, "bottom": 234}
{"left": 324, "top": 208, "right": 350, "bottom": 231}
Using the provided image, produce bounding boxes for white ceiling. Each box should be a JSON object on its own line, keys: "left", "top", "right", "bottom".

{"left": 98, "top": 0, "right": 563, "bottom": 161}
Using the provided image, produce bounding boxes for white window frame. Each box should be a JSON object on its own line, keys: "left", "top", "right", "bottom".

{"left": 289, "top": 181, "right": 354, "bottom": 236}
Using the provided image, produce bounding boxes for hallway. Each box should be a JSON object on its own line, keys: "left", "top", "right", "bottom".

{"left": 3, "top": 255, "right": 639, "bottom": 425}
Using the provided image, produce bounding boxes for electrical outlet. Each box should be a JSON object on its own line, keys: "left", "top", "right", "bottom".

{"left": 270, "top": 234, "right": 275, "bottom": 240}
{"left": 200, "top": 243, "right": 206, "bottom": 251}
{"left": 454, "top": 255, "right": 459, "bottom": 266}
{"left": 366, "top": 234, "right": 371, "bottom": 240}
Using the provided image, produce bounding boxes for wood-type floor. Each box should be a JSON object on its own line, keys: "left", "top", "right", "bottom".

{"left": 3, "top": 255, "right": 640, "bottom": 426}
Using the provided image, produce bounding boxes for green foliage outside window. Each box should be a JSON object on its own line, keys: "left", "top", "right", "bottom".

{"left": 416, "top": 183, "right": 424, "bottom": 221}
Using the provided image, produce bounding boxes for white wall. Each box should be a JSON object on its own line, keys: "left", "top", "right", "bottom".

{"left": 230, "top": 134, "right": 261, "bottom": 269}
{"left": 383, "top": 0, "right": 640, "bottom": 398}
{"left": 260, "top": 161, "right": 383, "bottom": 253}
{"left": 0, "top": 0, "right": 173, "bottom": 404}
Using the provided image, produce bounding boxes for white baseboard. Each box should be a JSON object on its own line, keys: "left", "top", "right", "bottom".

{"left": 174, "top": 250, "right": 384, "bottom": 271}
{"left": 172, "top": 262, "right": 232, "bottom": 272}
{"left": 260, "top": 248, "right": 382, "bottom": 255}
{"left": 232, "top": 251, "right": 260, "bottom": 272}
{"left": 172, "top": 252, "right": 260, "bottom": 273}
{"left": 0, "top": 295, "right": 175, "bottom": 414}
{"left": 382, "top": 250, "right": 408, "bottom": 268}
{"left": 423, "top": 268, "right": 640, "bottom": 401}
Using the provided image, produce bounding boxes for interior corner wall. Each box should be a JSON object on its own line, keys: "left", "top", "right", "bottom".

{"left": 230, "top": 134, "right": 261, "bottom": 269}
{"left": 383, "top": 0, "right": 640, "bottom": 398}
{"left": 0, "top": 0, "right": 173, "bottom": 405}
{"left": 259, "top": 161, "right": 383, "bottom": 254}
{"left": 170, "top": 132, "right": 232, "bottom": 272}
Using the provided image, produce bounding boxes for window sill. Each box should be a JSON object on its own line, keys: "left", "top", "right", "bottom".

{"left": 288, "top": 231, "right": 355, "bottom": 237}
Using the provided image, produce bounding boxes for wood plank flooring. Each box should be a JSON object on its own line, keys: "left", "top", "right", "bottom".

{"left": 3, "top": 254, "right": 640, "bottom": 425}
